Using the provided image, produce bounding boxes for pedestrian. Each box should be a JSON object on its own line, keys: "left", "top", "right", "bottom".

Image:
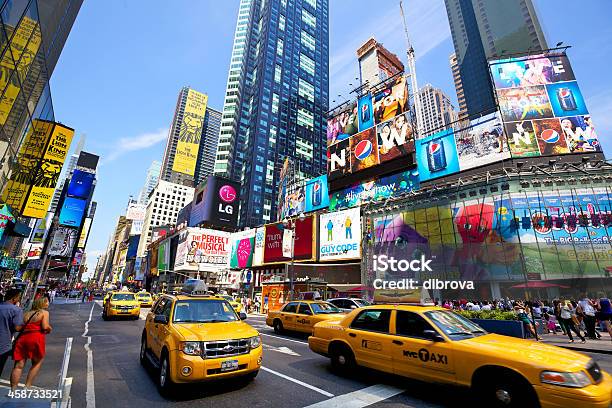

{"left": 10, "top": 297, "right": 52, "bottom": 391}
{"left": 49, "top": 289, "right": 56, "bottom": 304}
{"left": 578, "top": 294, "right": 598, "bottom": 340}
{"left": 559, "top": 300, "right": 586, "bottom": 343}
{"left": 88, "top": 291, "right": 94, "bottom": 303}
{"left": 0, "top": 289, "right": 24, "bottom": 379}
{"left": 514, "top": 302, "right": 538, "bottom": 340}
{"left": 597, "top": 293, "right": 612, "bottom": 342}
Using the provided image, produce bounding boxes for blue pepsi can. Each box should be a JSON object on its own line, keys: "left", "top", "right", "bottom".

{"left": 557, "top": 88, "right": 577, "bottom": 111}
{"left": 312, "top": 179, "right": 322, "bottom": 207}
{"left": 427, "top": 139, "right": 447, "bottom": 172}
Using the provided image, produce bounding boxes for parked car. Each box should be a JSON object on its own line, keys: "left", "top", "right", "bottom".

{"left": 327, "top": 297, "right": 371, "bottom": 313}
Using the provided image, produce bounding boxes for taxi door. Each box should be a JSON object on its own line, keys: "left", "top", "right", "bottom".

{"left": 390, "top": 310, "right": 455, "bottom": 383}
{"left": 279, "top": 302, "right": 299, "bottom": 331}
{"left": 295, "top": 303, "right": 314, "bottom": 333}
{"left": 344, "top": 309, "right": 393, "bottom": 373}
{"left": 148, "top": 297, "right": 171, "bottom": 359}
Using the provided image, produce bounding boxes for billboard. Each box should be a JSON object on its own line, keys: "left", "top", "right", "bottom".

{"left": 76, "top": 152, "right": 99, "bottom": 170}
{"left": 30, "top": 212, "right": 53, "bottom": 243}
{"left": 415, "top": 129, "right": 460, "bottom": 181}
{"left": 190, "top": 175, "right": 240, "bottom": 229}
{"left": 23, "top": 123, "right": 75, "bottom": 218}
{"left": 174, "top": 227, "right": 231, "bottom": 272}
{"left": 229, "top": 229, "right": 256, "bottom": 269}
{"left": 372, "top": 75, "right": 409, "bottom": 125}
{"left": 27, "top": 243, "right": 43, "bottom": 260}
{"left": 330, "top": 169, "right": 419, "bottom": 211}
{"left": 263, "top": 216, "right": 315, "bottom": 264}
{"left": 157, "top": 240, "right": 169, "bottom": 272}
{"left": 0, "top": 204, "right": 15, "bottom": 242}
{"left": 59, "top": 197, "right": 87, "bottom": 227}
{"left": 456, "top": 112, "right": 510, "bottom": 170}
{"left": 66, "top": 170, "right": 94, "bottom": 198}
{"left": 327, "top": 101, "right": 358, "bottom": 146}
{"left": 376, "top": 112, "right": 415, "bottom": 164}
{"left": 304, "top": 175, "right": 329, "bottom": 213}
{"left": 77, "top": 217, "right": 92, "bottom": 248}
{"left": 489, "top": 53, "right": 601, "bottom": 158}
{"left": 172, "top": 88, "right": 208, "bottom": 176}
{"left": 319, "top": 208, "right": 361, "bottom": 261}
{"left": 253, "top": 227, "right": 265, "bottom": 267}
{"left": 48, "top": 227, "right": 78, "bottom": 257}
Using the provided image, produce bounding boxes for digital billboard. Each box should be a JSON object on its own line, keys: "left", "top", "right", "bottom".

{"left": 415, "top": 129, "right": 460, "bottom": 182}
{"left": 330, "top": 169, "right": 419, "bottom": 211}
{"left": 376, "top": 112, "right": 414, "bottom": 163}
{"left": 0, "top": 204, "right": 15, "bottom": 242}
{"left": 327, "top": 101, "right": 358, "bottom": 146}
{"left": 253, "top": 227, "right": 265, "bottom": 267}
{"left": 357, "top": 93, "right": 374, "bottom": 131}
{"left": 27, "top": 243, "right": 43, "bottom": 260}
{"left": 229, "top": 229, "right": 256, "bottom": 269}
{"left": 48, "top": 227, "right": 78, "bottom": 257}
{"left": 319, "top": 208, "right": 361, "bottom": 261}
{"left": 172, "top": 89, "right": 208, "bottom": 176}
{"left": 190, "top": 175, "right": 240, "bottom": 229}
{"left": 67, "top": 170, "right": 94, "bottom": 199}
{"left": 372, "top": 75, "right": 408, "bottom": 124}
{"left": 30, "top": 212, "right": 53, "bottom": 243}
{"left": 174, "top": 227, "right": 231, "bottom": 272}
{"left": 77, "top": 217, "right": 92, "bottom": 248}
{"left": 304, "top": 175, "right": 329, "bottom": 213}
{"left": 489, "top": 52, "right": 601, "bottom": 158}
{"left": 157, "top": 240, "right": 169, "bottom": 272}
{"left": 59, "top": 197, "right": 87, "bottom": 227}
{"left": 456, "top": 112, "right": 510, "bottom": 170}
{"left": 263, "top": 216, "right": 315, "bottom": 264}
{"left": 76, "top": 152, "right": 99, "bottom": 170}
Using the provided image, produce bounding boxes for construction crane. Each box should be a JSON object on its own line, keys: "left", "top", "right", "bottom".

{"left": 399, "top": 1, "right": 423, "bottom": 136}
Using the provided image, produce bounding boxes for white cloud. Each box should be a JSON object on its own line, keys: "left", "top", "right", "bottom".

{"left": 104, "top": 128, "right": 168, "bottom": 162}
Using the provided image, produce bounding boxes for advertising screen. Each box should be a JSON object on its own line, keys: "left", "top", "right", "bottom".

{"left": 67, "top": 170, "right": 94, "bottom": 198}
{"left": 229, "top": 229, "right": 256, "bottom": 269}
{"left": 304, "top": 175, "right": 329, "bottom": 213}
{"left": 278, "top": 185, "right": 305, "bottom": 221}
{"left": 27, "top": 243, "right": 43, "bottom": 260}
{"left": 327, "top": 101, "right": 358, "bottom": 147}
{"left": 30, "top": 212, "right": 53, "bottom": 243}
{"left": 77, "top": 217, "right": 92, "bottom": 248}
{"left": 263, "top": 216, "right": 315, "bottom": 264}
{"left": 415, "top": 129, "right": 460, "bottom": 181}
{"left": 48, "top": 227, "right": 78, "bottom": 257}
{"left": 489, "top": 53, "right": 601, "bottom": 158}
{"left": 126, "top": 203, "right": 146, "bottom": 220}
{"left": 172, "top": 89, "right": 208, "bottom": 176}
{"left": 190, "top": 176, "right": 240, "bottom": 229}
{"left": 59, "top": 197, "right": 87, "bottom": 227}
{"left": 76, "top": 152, "right": 99, "bottom": 170}
{"left": 350, "top": 128, "right": 379, "bottom": 172}
{"left": 174, "top": 227, "right": 231, "bottom": 272}
{"left": 376, "top": 112, "right": 415, "bottom": 164}
{"left": 319, "top": 208, "right": 361, "bottom": 261}
{"left": 0, "top": 204, "right": 14, "bottom": 242}
{"left": 456, "top": 112, "right": 510, "bottom": 170}
{"left": 127, "top": 235, "right": 140, "bottom": 259}
{"left": 253, "top": 227, "right": 265, "bottom": 267}
{"left": 330, "top": 169, "right": 419, "bottom": 211}
{"left": 372, "top": 75, "right": 409, "bottom": 125}
{"left": 357, "top": 93, "right": 374, "bottom": 131}
{"left": 157, "top": 241, "right": 169, "bottom": 272}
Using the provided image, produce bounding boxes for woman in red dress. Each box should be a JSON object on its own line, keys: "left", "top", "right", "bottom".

{"left": 10, "top": 298, "right": 52, "bottom": 390}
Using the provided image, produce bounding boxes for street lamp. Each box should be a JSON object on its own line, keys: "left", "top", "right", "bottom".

{"left": 283, "top": 212, "right": 305, "bottom": 301}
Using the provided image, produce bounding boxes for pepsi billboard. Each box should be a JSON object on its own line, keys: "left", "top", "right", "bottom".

{"left": 304, "top": 175, "right": 329, "bottom": 213}
{"left": 415, "top": 129, "right": 460, "bottom": 182}
{"left": 189, "top": 175, "right": 240, "bottom": 230}
{"left": 489, "top": 52, "right": 601, "bottom": 157}
{"left": 66, "top": 169, "right": 94, "bottom": 199}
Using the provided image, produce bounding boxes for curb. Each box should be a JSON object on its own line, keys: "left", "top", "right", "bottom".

{"left": 541, "top": 343, "right": 612, "bottom": 355}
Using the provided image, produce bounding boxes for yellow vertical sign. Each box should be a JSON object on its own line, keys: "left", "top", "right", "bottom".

{"left": 1, "top": 119, "right": 54, "bottom": 211}
{"left": 22, "top": 123, "right": 74, "bottom": 218}
{"left": 172, "top": 89, "right": 208, "bottom": 175}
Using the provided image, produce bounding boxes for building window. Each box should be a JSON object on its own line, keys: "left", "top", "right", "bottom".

{"left": 302, "top": 9, "right": 316, "bottom": 28}
{"left": 279, "top": 14, "right": 285, "bottom": 31}
{"left": 297, "top": 108, "right": 314, "bottom": 130}
{"left": 276, "top": 38, "right": 284, "bottom": 56}
{"left": 300, "top": 53, "right": 315, "bottom": 76}
{"left": 301, "top": 30, "right": 315, "bottom": 52}
{"left": 272, "top": 93, "right": 280, "bottom": 113}
{"left": 274, "top": 64, "right": 282, "bottom": 83}
{"left": 304, "top": 0, "right": 316, "bottom": 9}
{"left": 298, "top": 78, "right": 314, "bottom": 102}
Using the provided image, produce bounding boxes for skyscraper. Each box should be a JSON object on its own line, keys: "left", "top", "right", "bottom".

{"left": 418, "top": 84, "right": 459, "bottom": 137}
{"left": 214, "top": 0, "right": 329, "bottom": 226}
{"left": 444, "top": 0, "right": 547, "bottom": 116}
{"left": 357, "top": 38, "right": 404, "bottom": 88}
{"left": 137, "top": 160, "right": 161, "bottom": 205}
{"left": 449, "top": 53, "right": 467, "bottom": 120}
{"left": 160, "top": 86, "right": 219, "bottom": 188}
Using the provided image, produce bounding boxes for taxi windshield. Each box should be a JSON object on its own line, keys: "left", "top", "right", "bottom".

{"left": 173, "top": 300, "right": 238, "bottom": 323}
{"left": 424, "top": 310, "right": 486, "bottom": 340}
{"left": 137, "top": 293, "right": 151, "bottom": 298}
{"left": 220, "top": 295, "right": 234, "bottom": 302}
{"left": 111, "top": 293, "right": 135, "bottom": 301}
{"left": 311, "top": 302, "right": 341, "bottom": 314}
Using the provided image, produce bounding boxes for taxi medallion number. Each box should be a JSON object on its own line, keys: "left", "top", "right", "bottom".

{"left": 221, "top": 359, "right": 239, "bottom": 372}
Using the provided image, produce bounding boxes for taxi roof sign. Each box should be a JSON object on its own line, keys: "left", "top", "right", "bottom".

{"left": 373, "top": 287, "right": 434, "bottom": 306}
{"left": 180, "top": 279, "right": 212, "bottom": 296}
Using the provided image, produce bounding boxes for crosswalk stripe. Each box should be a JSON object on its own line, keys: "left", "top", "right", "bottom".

{"left": 303, "top": 384, "right": 406, "bottom": 408}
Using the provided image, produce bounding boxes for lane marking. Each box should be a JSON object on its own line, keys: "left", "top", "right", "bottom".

{"left": 82, "top": 302, "right": 96, "bottom": 408}
{"left": 261, "top": 366, "right": 334, "bottom": 397}
{"left": 303, "top": 384, "right": 406, "bottom": 408}
{"left": 260, "top": 333, "right": 308, "bottom": 345}
{"left": 263, "top": 344, "right": 301, "bottom": 356}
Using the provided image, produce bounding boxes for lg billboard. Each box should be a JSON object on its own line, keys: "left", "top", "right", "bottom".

{"left": 190, "top": 175, "right": 240, "bottom": 229}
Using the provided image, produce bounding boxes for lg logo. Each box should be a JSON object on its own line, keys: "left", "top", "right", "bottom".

{"left": 218, "top": 185, "right": 237, "bottom": 215}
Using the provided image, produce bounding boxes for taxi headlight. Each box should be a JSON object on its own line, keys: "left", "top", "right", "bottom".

{"left": 181, "top": 341, "right": 202, "bottom": 356}
{"left": 249, "top": 335, "right": 261, "bottom": 349}
{"left": 541, "top": 370, "right": 592, "bottom": 388}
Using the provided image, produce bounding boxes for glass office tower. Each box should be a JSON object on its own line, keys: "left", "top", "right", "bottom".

{"left": 214, "top": 0, "right": 329, "bottom": 227}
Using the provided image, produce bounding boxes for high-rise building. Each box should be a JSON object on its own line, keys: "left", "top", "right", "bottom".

{"left": 136, "top": 180, "right": 194, "bottom": 257}
{"left": 418, "top": 84, "right": 459, "bottom": 137}
{"left": 194, "top": 107, "right": 221, "bottom": 186}
{"left": 160, "top": 86, "right": 219, "bottom": 188}
{"left": 444, "top": 0, "right": 547, "bottom": 116}
{"left": 449, "top": 53, "right": 467, "bottom": 120}
{"left": 356, "top": 37, "right": 404, "bottom": 87}
{"left": 214, "top": 0, "right": 329, "bottom": 227}
{"left": 137, "top": 160, "right": 161, "bottom": 205}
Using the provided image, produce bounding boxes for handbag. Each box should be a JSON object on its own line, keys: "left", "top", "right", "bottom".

{"left": 11, "top": 311, "right": 39, "bottom": 354}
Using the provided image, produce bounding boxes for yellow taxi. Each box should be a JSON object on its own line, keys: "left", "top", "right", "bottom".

{"left": 102, "top": 291, "right": 141, "bottom": 320}
{"left": 219, "top": 294, "right": 242, "bottom": 313}
{"left": 266, "top": 300, "right": 345, "bottom": 335}
{"left": 308, "top": 303, "right": 611, "bottom": 408}
{"left": 140, "top": 284, "right": 262, "bottom": 395}
{"left": 136, "top": 291, "right": 153, "bottom": 307}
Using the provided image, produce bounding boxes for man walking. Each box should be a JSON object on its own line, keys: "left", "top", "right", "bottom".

{"left": 578, "top": 294, "right": 598, "bottom": 340}
{"left": 0, "top": 289, "right": 24, "bottom": 378}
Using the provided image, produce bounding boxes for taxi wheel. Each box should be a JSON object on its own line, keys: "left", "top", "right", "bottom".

{"left": 478, "top": 374, "right": 538, "bottom": 407}
{"left": 140, "top": 335, "right": 148, "bottom": 366}
{"left": 273, "top": 319, "right": 284, "bottom": 334}
{"left": 158, "top": 352, "right": 175, "bottom": 396}
{"left": 330, "top": 343, "right": 355, "bottom": 374}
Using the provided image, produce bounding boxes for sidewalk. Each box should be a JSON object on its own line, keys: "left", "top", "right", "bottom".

{"left": 539, "top": 332, "right": 612, "bottom": 354}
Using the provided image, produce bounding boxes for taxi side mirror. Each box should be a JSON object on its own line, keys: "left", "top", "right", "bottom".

{"left": 239, "top": 312, "right": 248, "bottom": 320}
{"left": 154, "top": 314, "right": 168, "bottom": 324}
{"left": 423, "top": 330, "right": 444, "bottom": 342}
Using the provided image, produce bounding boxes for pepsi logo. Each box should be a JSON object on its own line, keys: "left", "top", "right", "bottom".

{"left": 429, "top": 142, "right": 441, "bottom": 154}
{"left": 354, "top": 140, "right": 373, "bottom": 161}
{"left": 558, "top": 89, "right": 571, "bottom": 98}
{"left": 219, "top": 185, "right": 237, "bottom": 203}
{"left": 541, "top": 129, "right": 559, "bottom": 144}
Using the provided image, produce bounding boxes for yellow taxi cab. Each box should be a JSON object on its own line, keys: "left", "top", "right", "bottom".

{"left": 309, "top": 302, "right": 612, "bottom": 408}
{"left": 140, "top": 282, "right": 262, "bottom": 395}
{"left": 266, "top": 300, "right": 345, "bottom": 335}
{"left": 136, "top": 291, "right": 153, "bottom": 307}
{"left": 219, "top": 294, "right": 242, "bottom": 313}
{"left": 102, "top": 291, "right": 141, "bottom": 320}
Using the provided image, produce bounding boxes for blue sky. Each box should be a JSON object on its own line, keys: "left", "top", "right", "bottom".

{"left": 49, "top": 0, "right": 612, "bottom": 278}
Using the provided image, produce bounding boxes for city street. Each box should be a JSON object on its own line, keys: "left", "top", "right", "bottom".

{"left": 2, "top": 300, "right": 612, "bottom": 408}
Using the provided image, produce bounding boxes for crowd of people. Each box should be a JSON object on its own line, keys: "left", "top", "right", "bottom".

{"left": 439, "top": 294, "right": 612, "bottom": 343}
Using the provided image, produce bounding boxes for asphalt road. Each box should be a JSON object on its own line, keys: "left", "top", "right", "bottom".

{"left": 2, "top": 299, "right": 612, "bottom": 408}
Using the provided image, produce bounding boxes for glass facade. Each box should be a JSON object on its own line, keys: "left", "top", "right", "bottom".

{"left": 214, "top": 0, "right": 329, "bottom": 227}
